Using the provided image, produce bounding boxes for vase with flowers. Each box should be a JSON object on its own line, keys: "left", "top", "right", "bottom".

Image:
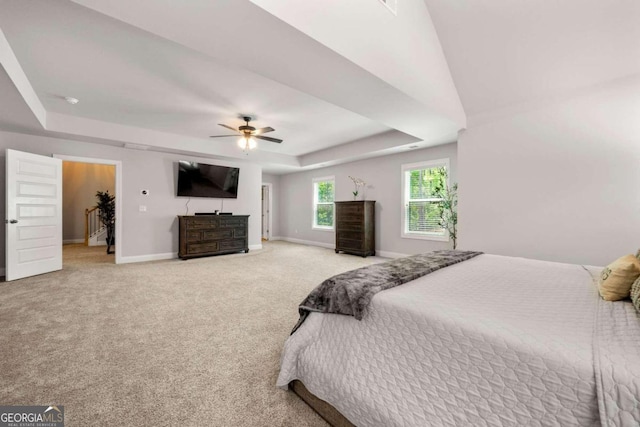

{"left": 349, "top": 176, "right": 366, "bottom": 200}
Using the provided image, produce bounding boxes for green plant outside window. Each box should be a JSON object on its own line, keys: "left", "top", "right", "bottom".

{"left": 314, "top": 180, "right": 334, "bottom": 228}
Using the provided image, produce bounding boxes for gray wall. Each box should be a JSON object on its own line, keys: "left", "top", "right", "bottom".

{"left": 278, "top": 143, "right": 457, "bottom": 256}
{"left": 458, "top": 80, "right": 640, "bottom": 266}
{"left": 261, "top": 172, "right": 280, "bottom": 238}
{"left": 63, "top": 162, "right": 115, "bottom": 242}
{"left": 0, "top": 131, "right": 262, "bottom": 268}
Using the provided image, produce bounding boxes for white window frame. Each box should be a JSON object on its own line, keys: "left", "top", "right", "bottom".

{"left": 401, "top": 159, "right": 450, "bottom": 241}
{"left": 312, "top": 175, "right": 335, "bottom": 231}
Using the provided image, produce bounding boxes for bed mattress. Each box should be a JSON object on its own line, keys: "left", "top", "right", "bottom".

{"left": 278, "top": 254, "right": 610, "bottom": 426}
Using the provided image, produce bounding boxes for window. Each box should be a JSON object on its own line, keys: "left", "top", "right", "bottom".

{"left": 401, "top": 159, "right": 449, "bottom": 240}
{"left": 313, "top": 176, "right": 335, "bottom": 230}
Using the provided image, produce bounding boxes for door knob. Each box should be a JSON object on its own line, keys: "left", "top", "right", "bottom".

{"left": 9, "top": 219, "right": 18, "bottom": 224}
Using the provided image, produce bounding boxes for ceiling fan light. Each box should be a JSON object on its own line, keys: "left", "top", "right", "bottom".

{"left": 238, "top": 136, "right": 257, "bottom": 152}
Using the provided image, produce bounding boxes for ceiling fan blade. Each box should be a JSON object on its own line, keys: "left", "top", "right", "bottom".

{"left": 209, "top": 135, "right": 238, "bottom": 138}
{"left": 218, "top": 124, "right": 240, "bottom": 133}
{"left": 255, "top": 135, "right": 283, "bottom": 143}
{"left": 253, "top": 127, "right": 275, "bottom": 135}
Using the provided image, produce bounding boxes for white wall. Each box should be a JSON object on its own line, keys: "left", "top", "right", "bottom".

{"left": 262, "top": 172, "right": 280, "bottom": 238}
{"left": 0, "top": 131, "right": 262, "bottom": 268}
{"left": 458, "top": 79, "right": 640, "bottom": 266}
{"left": 62, "top": 162, "right": 115, "bottom": 242}
{"left": 278, "top": 143, "right": 457, "bottom": 256}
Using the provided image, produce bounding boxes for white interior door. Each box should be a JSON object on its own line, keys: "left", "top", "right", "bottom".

{"left": 262, "top": 185, "right": 269, "bottom": 240}
{"left": 5, "top": 149, "right": 62, "bottom": 281}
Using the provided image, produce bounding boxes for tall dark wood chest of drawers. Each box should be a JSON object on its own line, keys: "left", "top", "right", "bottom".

{"left": 178, "top": 215, "right": 249, "bottom": 259}
{"left": 335, "top": 201, "right": 375, "bottom": 257}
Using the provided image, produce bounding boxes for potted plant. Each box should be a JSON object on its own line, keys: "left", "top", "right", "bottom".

{"left": 434, "top": 168, "right": 458, "bottom": 250}
{"left": 95, "top": 190, "right": 116, "bottom": 254}
{"left": 349, "top": 176, "right": 366, "bottom": 200}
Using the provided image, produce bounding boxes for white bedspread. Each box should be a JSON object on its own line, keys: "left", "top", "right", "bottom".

{"left": 277, "top": 254, "right": 606, "bottom": 426}
{"left": 593, "top": 281, "right": 640, "bottom": 427}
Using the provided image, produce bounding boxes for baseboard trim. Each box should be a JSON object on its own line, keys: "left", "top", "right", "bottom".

{"left": 63, "top": 239, "right": 85, "bottom": 244}
{"left": 249, "top": 244, "right": 263, "bottom": 250}
{"left": 277, "top": 237, "right": 408, "bottom": 259}
{"left": 376, "top": 250, "right": 409, "bottom": 259}
{"left": 279, "top": 237, "right": 334, "bottom": 250}
{"left": 118, "top": 252, "right": 177, "bottom": 264}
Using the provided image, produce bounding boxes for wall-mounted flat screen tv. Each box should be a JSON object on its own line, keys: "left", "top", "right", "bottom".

{"left": 177, "top": 161, "right": 239, "bottom": 198}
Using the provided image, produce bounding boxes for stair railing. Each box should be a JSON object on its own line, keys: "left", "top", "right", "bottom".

{"left": 84, "top": 207, "right": 103, "bottom": 246}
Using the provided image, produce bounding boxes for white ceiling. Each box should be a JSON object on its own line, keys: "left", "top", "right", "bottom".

{"left": 0, "top": 0, "right": 637, "bottom": 172}
{"left": 0, "top": 0, "right": 391, "bottom": 157}
{"left": 0, "top": 0, "right": 462, "bottom": 173}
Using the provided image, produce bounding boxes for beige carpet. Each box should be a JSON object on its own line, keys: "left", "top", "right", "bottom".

{"left": 0, "top": 241, "right": 380, "bottom": 426}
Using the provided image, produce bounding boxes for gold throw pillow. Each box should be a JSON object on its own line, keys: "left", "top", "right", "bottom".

{"left": 598, "top": 255, "right": 640, "bottom": 301}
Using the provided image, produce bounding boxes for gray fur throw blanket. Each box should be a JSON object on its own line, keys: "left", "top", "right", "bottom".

{"left": 292, "top": 250, "right": 483, "bottom": 334}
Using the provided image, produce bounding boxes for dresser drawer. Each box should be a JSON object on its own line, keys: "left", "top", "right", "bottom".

{"left": 203, "top": 229, "right": 233, "bottom": 240}
{"left": 337, "top": 221, "right": 363, "bottom": 232}
{"left": 233, "top": 228, "right": 247, "bottom": 238}
{"left": 337, "top": 230, "right": 363, "bottom": 241}
{"left": 186, "top": 230, "right": 202, "bottom": 242}
{"left": 186, "top": 218, "right": 219, "bottom": 229}
{"left": 219, "top": 239, "right": 247, "bottom": 251}
{"left": 187, "top": 241, "right": 219, "bottom": 254}
{"left": 220, "top": 217, "right": 247, "bottom": 228}
{"left": 337, "top": 203, "right": 363, "bottom": 217}
{"left": 337, "top": 238, "right": 363, "bottom": 251}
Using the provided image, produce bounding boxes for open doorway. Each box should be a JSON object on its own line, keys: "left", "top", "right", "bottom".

{"left": 55, "top": 155, "right": 123, "bottom": 267}
{"left": 261, "top": 183, "right": 272, "bottom": 241}
{"left": 3, "top": 151, "right": 122, "bottom": 281}
{"left": 62, "top": 161, "right": 115, "bottom": 264}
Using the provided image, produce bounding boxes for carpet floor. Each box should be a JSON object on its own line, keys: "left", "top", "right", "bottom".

{"left": 0, "top": 241, "right": 380, "bottom": 426}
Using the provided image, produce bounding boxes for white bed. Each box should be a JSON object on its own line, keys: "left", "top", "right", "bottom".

{"left": 278, "top": 254, "right": 640, "bottom": 426}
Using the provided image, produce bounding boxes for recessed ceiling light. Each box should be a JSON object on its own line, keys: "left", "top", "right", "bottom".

{"left": 64, "top": 96, "right": 79, "bottom": 105}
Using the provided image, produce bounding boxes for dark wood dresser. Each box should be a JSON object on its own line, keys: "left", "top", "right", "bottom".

{"left": 178, "top": 215, "right": 249, "bottom": 259}
{"left": 335, "top": 201, "right": 375, "bottom": 257}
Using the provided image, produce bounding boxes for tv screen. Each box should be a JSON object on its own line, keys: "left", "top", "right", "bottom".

{"left": 177, "top": 161, "right": 239, "bottom": 198}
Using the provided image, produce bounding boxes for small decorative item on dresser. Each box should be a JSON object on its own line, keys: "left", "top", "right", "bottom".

{"left": 349, "top": 176, "right": 366, "bottom": 200}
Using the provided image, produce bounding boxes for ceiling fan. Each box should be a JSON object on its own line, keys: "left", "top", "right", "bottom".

{"left": 210, "top": 116, "right": 282, "bottom": 152}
